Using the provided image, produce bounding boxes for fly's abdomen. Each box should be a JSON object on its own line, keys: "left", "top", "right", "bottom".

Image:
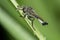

{"left": 22, "top": 6, "right": 48, "bottom": 25}
{"left": 34, "top": 14, "right": 43, "bottom": 21}
{"left": 34, "top": 15, "right": 48, "bottom": 25}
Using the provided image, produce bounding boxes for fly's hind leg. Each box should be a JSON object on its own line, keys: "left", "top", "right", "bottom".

{"left": 28, "top": 16, "right": 35, "bottom": 30}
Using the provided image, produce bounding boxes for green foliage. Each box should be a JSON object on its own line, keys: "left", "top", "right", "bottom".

{"left": 0, "top": 0, "right": 60, "bottom": 40}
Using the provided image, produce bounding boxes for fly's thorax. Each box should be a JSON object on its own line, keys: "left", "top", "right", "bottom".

{"left": 22, "top": 6, "right": 38, "bottom": 18}
{"left": 22, "top": 6, "right": 33, "bottom": 13}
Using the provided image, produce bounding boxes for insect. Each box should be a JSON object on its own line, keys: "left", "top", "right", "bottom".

{"left": 17, "top": 5, "right": 48, "bottom": 28}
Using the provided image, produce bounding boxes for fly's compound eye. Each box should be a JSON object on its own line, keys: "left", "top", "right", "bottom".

{"left": 28, "top": 7, "right": 33, "bottom": 10}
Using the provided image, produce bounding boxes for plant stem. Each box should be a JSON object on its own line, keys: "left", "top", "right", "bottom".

{"left": 10, "top": 0, "right": 46, "bottom": 40}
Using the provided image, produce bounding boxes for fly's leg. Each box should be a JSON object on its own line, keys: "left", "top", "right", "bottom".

{"left": 19, "top": 15, "right": 23, "bottom": 17}
{"left": 16, "top": 5, "right": 20, "bottom": 11}
{"left": 23, "top": 14, "right": 27, "bottom": 18}
{"left": 16, "top": 5, "right": 23, "bottom": 11}
{"left": 28, "top": 16, "right": 35, "bottom": 30}
{"left": 19, "top": 13, "right": 27, "bottom": 18}
{"left": 16, "top": 5, "right": 24, "bottom": 17}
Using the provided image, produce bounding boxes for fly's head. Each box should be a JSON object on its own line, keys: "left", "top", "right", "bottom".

{"left": 22, "top": 6, "right": 33, "bottom": 13}
{"left": 17, "top": 5, "right": 34, "bottom": 13}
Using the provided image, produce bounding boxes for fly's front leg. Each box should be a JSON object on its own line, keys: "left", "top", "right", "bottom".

{"left": 23, "top": 14, "right": 27, "bottom": 18}
{"left": 28, "top": 16, "right": 35, "bottom": 29}
{"left": 16, "top": 5, "right": 20, "bottom": 11}
{"left": 32, "top": 20, "right": 33, "bottom": 27}
{"left": 16, "top": 5, "right": 23, "bottom": 11}
{"left": 16, "top": 5, "right": 27, "bottom": 18}
{"left": 16, "top": 5, "right": 23, "bottom": 17}
{"left": 19, "top": 13, "right": 27, "bottom": 18}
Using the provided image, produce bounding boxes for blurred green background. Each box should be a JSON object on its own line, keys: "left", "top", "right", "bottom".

{"left": 0, "top": 0, "right": 60, "bottom": 40}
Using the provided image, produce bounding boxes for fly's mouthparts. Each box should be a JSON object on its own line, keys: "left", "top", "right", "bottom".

{"left": 38, "top": 19, "right": 48, "bottom": 25}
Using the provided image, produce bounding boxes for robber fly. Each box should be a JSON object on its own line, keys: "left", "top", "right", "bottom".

{"left": 17, "top": 5, "right": 48, "bottom": 27}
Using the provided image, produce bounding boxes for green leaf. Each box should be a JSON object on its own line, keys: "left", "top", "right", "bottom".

{"left": 0, "top": 0, "right": 60, "bottom": 40}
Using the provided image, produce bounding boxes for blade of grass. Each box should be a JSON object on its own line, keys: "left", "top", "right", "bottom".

{"left": 0, "top": 7, "right": 38, "bottom": 40}
{"left": 10, "top": 0, "right": 46, "bottom": 40}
